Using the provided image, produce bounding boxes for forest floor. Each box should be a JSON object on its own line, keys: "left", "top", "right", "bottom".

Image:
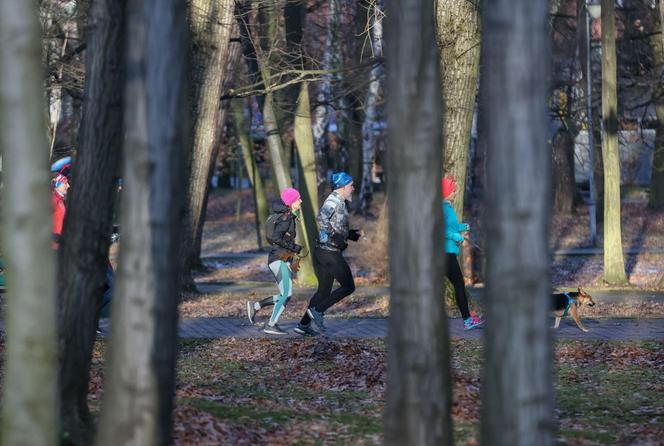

{"left": 150, "top": 189, "right": 662, "bottom": 444}
{"left": 83, "top": 338, "right": 664, "bottom": 445}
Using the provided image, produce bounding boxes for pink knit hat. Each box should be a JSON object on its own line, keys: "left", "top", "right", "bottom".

{"left": 441, "top": 176, "right": 456, "bottom": 199}
{"left": 280, "top": 187, "right": 301, "bottom": 206}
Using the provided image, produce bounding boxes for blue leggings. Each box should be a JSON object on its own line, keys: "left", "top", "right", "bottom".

{"left": 267, "top": 260, "right": 293, "bottom": 325}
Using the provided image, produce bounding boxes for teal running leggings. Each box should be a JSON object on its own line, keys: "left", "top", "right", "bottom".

{"left": 267, "top": 260, "right": 293, "bottom": 325}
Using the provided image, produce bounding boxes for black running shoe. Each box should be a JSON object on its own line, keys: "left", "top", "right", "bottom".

{"left": 263, "top": 323, "right": 288, "bottom": 335}
{"left": 293, "top": 323, "right": 319, "bottom": 337}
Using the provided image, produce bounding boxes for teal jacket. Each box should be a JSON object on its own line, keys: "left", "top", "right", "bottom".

{"left": 443, "top": 200, "right": 469, "bottom": 255}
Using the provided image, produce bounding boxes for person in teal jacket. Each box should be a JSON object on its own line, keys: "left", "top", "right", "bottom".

{"left": 442, "top": 176, "right": 484, "bottom": 330}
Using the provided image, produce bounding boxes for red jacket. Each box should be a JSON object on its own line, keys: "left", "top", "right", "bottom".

{"left": 52, "top": 190, "right": 66, "bottom": 242}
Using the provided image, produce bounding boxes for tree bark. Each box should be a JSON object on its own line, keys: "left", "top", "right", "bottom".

{"left": 658, "top": 0, "right": 664, "bottom": 292}
{"left": 263, "top": 90, "right": 292, "bottom": 190}
{"left": 552, "top": 126, "right": 576, "bottom": 214}
{"left": 479, "top": 1, "right": 554, "bottom": 445}
{"left": 293, "top": 81, "right": 320, "bottom": 285}
{"left": 435, "top": 0, "right": 481, "bottom": 219}
{"left": 180, "top": 0, "right": 235, "bottom": 290}
{"left": 649, "top": 0, "right": 664, "bottom": 210}
{"left": 311, "top": 0, "right": 336, "bottom": 195}
{"left": 359, "top": 0, "right": 383, "bottom": 214}
{"left": 236, "top": 2, "right": 292, "bottom": 193}
{"left": 233, "top": 99, "right": 269, "bottom": 248}
{"left": 600, "top": 0, "right": 627, "bottom": 285}
{"left": 193, "top": 33, "right": 242, "bottom": 257}
{"left": 55, "top": 1, "right": 126, "bottom": 443}
{"left": 384, "top": 0, "right": 451, "bottom": 444}
{"left": 94, "top": 0, "right": 189, "bottom": 443}
{"left": 0, "top": 2, "right": 59, "bottom": 445}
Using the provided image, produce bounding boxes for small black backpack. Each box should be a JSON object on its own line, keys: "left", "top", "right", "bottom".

{"left": 264, "top": 213, "right": 284, "bottom": 244}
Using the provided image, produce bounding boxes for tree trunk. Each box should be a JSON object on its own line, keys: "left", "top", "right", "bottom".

{"left": 55, "top": 1, "right": 126, "bottom": 444}
{"left": 311, "top": 0, "right": 336, "bottom": 195}
{"left": 180, "top": 0, "right": 235, "bottom": 290}
{"left": 600, "top": 0, "right": 627, "bottom": 285}
{"left": 359, "top": 0, "right": 383, "bottom": 214}
{"left": 263, "top": 90, "right": 292, "bottom": 190}
{"left": 384, "top": 0, "right": 451, "bottom": 444}
{"left": 194, "top": 34, "right": 242, "bottom": 256}
{"left": 94, "top": 0, "right": 189, "bottom": 443}
{"left": 649, "top": 0, "right": 664, "bottom": 210}
{"left": 552, "top": 127, "right": 576, "bottom": 213}
{"left": 479, "top": 1, "right": 554, "bottom": 445}
{"left": 651, "top": 92, "right": 664, "bottom": 210}
{"left": 435, "top": 0, "right": 481, "bottom": 220}
{"left": 331, "top": 1, "right": 356, "bottom": 179}
{"left": 293, "top": 81, "right": 320, "bottom": 285}
{"left": 658, "top": 0, "right": 664, "bottom": 294}
{"left": 577, "top": 2, "right": 604, "bottom": 224}
{"left": 236, "top": 2, "right": 292, "bottom": 193}
{"left": 0, "top": 2, "right": 59, "bottom": 445}
{"left": 233, "top": 99, "right": 269, "bottom": 248}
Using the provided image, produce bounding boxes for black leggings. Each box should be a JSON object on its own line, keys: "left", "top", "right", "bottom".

{"left": 300, "top": 247, "right": 355, "bottom": 325}
{"left": 446, "top": 253, "right": 471, "bottom": 320}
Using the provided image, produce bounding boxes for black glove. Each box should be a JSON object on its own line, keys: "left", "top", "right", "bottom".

{"left": 348, "top": 229, "right": 361, "bottom": 242}
{"left": 294, "top": 244, "right": 302, "bottom": 254}
{"left": 331, "top": 232, "right": 347, "bottom": 248}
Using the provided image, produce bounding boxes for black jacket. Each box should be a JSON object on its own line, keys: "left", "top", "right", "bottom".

{"left": 267, "top": 199, "right": 301, "bottom": 265}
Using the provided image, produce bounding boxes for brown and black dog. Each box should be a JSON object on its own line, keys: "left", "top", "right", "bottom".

{"left": 552, "top": 288, "right": 596, "bottom": 332}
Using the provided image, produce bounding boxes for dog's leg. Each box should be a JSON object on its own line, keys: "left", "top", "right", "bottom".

{"left": 570, "top": 306, "right": 588, "bottom": 332}
{"left": 553, "top": 316, "right": 561, "bottom": 329}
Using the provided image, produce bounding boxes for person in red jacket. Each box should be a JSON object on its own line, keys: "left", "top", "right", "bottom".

{"left": 51, "top": 157, "right": 71, "bottom": 247}
{"left": 50, "top": 157, "right": 114, "bottom": 334}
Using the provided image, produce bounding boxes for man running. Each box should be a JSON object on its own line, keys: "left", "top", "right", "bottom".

{"left": 294, "top": 172, "right": 361, "bottom": 336}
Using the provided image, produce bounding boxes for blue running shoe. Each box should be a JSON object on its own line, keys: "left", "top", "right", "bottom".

{"left": 293, "top": 323, "right": 319, "bottom": 337}
{"left": 306, "top": 307, "right": 327, "bottom": 332}
{"left": 463, "top": 315, "right": 484, "bottom": 331}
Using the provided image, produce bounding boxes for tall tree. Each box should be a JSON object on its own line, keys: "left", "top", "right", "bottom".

{"left": 196, "top": 32, "right": 242, "bottom": 252}
{"left": 234, "top": 1, "right": 296, "bottom": 223}
{"left": 600, "top": 0, "right": 627, "bottom": 285}
{"left": 384, "top": 0, "right": 451, "bottom": 445}
{"left": 551, "top": 94, "right": 577, "bottom": 214}
{"left": 94, "top": 0, "right": 189, "bottom": 443}
{"left": 180, "top": 0, "right": 235, "bottom": 290}
{"left": 311, "top": 0, "right": 337, "bottom": 194}
{"left": 649, "top": 0, "right": 664, "bottom": 210}
{"left": 293, "top": 81, "right": 320, "bottom": 285}
{"left": 0, "top": 1, "right": 58, "bottom": 444}
{"left": 56, "top": 1, "right": 126, "bottom": 443}
{"left": 233, "top": 98, "right": 269, "bottom": 247}
{"left": 359, "top": 0, "right": 384, "bottom": 214}
{"left": 479, "top": 0, "right": 554, "bottom": 445}
{"left": 435, "top": 0, "right": 481, "bottom": 218}
{"left": 650, "top": 0, "right": 664, "bottom": 288}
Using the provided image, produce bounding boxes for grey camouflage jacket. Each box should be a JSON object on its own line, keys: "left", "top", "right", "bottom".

{"left": 317, "top": 191, "right": 349, "bottom": 251}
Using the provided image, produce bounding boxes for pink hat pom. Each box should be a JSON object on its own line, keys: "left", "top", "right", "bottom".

{"left": 280, "top": 188, "right": 301, "bottom": 206}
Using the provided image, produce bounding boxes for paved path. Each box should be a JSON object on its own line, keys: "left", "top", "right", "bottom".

{"left": 96, "top": 317, "right": 664, "bottom": 341}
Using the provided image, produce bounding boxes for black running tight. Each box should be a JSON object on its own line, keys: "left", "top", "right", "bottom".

{"left": 446, "top": 253, "right": 471, "bottom": 320}
{"left": 300, "top": 247, "right": 355, "bottom": 325}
